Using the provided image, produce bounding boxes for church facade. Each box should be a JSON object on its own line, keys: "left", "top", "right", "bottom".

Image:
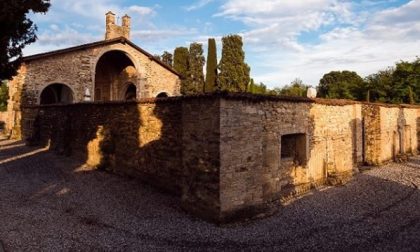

{"left": 6, "top": 12, "right": 180, "bottom": 136}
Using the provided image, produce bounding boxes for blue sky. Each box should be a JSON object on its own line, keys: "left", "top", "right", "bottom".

{"left": 26, "top": 0, "right": 420, "bottom": 88}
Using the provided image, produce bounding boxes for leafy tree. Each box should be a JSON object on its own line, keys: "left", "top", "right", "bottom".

{"left": 218, "top": 35, "right": 250, "bottom": 92}
{"left": 173, "top": 47, "right": 189, "bottom": 94}
{"left": 185, "top": 42, "right": 205, "bottom": 94}
{"left": 0, "top": 0, "right": 50, "bottom": 80}
{"left": 392, "top": 58, "right": 420, "bottom": 103}
{"left": 0, "top": 81, "right": 9, "bottom": 111}
{"left": 205, "top": 38, "right": 218, "bottom": 92}
{"left": 161, "top": 51, "right": 173, "bottom": 67}
{"left": 318, "top": 70, "right": 364, "bottom": 100}
{"left": 278, "top": 78, "right": 308, "bottom": 97}
{"left": 364, "top": 68, "right": 394, "bottom": 103}
{"left": 248, "top": 79, "right": 269, "bottom": 94}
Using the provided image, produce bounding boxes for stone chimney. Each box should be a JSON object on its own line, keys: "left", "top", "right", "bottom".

{"left": 105, "top": 11, "right": 131, "bottom": 40}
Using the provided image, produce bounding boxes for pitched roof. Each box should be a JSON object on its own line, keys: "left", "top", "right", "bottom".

{"left": 22, "top": 37, "right": 180, "bottom": 76}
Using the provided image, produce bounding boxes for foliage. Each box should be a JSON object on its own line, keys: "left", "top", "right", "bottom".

{"left": 248, "top": 79, "right": 269, "bottom": 94}
{"left": 318, "top": 71, "right": 364, "bottom": 100}
{"left": 0, "top": 81, "right": 9, "bottom": 111}
{"left": 364, "top": 68, "right": 394, "bottom": 103}
{"left": 0, "top": 0, "right": 50, "bottom": 80}
{"left": 173, "top": 47, "right": 189, "bottom": 94}
{"left": 391, "top": 58, "right": 420, "bottom": 104}
{"left": 218, "top": 35, "right": 250, "bottom": 92}
{"left": 278, "top": 78, "right": 308, "bottom": 97}
{"left": 184, "top": 43, "right": 205, "bottom": 95}
{"left": 161, "top": 51, "right": 173, "bottom": 67}
{"left": 205, "top": 38, "right": 218, "bottom": 92}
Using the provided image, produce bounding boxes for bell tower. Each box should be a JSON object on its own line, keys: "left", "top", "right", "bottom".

{"left": 105, "top": 11, "right": 131, "bottom": 40}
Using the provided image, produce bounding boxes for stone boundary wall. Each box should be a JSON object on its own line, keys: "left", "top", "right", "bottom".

{"left": 0, "top": 111, "right": 7, "bottom": 133}
{"left": 218, "top": 99, "right": 363, "bottom": 221}
{"left": 20, "top": 93, "right": 420, "bottom": 223}
{"left": 23, "top": 100, "right": 185, "bottom": 194}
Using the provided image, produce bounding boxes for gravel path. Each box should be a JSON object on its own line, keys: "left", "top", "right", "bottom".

{"left": 1, "top": 138, "right": 419, "bottom": 251}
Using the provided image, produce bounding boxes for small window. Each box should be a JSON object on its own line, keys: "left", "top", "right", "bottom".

{"left": 281, "top": 133, "right": 307, "bottom": 165}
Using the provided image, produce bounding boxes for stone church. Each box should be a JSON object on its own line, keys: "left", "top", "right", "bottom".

{"left": 5, "top": 12, "right": 180, "bottom": 135}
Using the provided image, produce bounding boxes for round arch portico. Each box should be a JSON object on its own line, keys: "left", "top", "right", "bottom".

{"left": 93, "top": 49, "right": 141, "bottom": 101}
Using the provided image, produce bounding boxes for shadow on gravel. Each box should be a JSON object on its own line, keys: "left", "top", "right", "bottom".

{"left": 0, "top": 139, "right": 419, "bottom": 251}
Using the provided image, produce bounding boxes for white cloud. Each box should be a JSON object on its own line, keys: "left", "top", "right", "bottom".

{"left": 127, "top": 5, "right": 155, "bottom": 16}
{"left": 217, "top": 0, "right": 420, "bottom": 87}
{"left": 184, "top": 0, "right": 214, "bottom": 11}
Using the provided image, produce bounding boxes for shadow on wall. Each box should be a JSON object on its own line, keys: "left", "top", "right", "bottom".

{"left": 25, "top": 99, "right": 183, "bottom": 194}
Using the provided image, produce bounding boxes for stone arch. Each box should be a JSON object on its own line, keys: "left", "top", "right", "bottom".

{"left": 39, "top": 83, "right": 74, "bottom": 105}
{"left": 94, "top": 49, "right": 138, "bottom": 101}
{"left": 156, "top": 92, "right": 169, "bottom": 98}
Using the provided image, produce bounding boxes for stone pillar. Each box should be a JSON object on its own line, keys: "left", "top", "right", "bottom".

{"left": 122, "top": 15, "right": 131, "bottom": 39}
{"left": 105, "top": 11, "right": 116, "bottom": 40}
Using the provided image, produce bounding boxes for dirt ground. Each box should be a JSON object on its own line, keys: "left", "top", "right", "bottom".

{"left": 1, "top": 138, "right": 419, "bottom": 251}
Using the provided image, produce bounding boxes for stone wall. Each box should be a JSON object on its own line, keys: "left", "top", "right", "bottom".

{"left": 23, "top": 100, "right": 184, "bottom": 193}
{"left": 0, "top": 111, "right": 7, "bottom": 133}
{"left": 7, "top": 39, "right": 181, "bottom": 139}
{"left": 363, "top": 104, "right": 419, "bottom": 165}
{"left": 218, "top": 98, "right": 363, "bottom": 221}
{"left": 181, "top": 97, "right": 221, "bottom": 222}
{"left": 20, "top": 93, "right": 420, "bottom": 223}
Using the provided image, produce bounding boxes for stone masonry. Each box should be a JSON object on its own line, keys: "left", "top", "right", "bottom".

{"left": 5, "top": 12, "right": 181, "bottom": 138}
{"left": 20, "top": 93, "right": 420, "bottom": 223}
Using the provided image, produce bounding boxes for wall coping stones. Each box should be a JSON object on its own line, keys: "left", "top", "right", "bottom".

{"left": 21, "top": 91, "right": 420, "bottom": 109}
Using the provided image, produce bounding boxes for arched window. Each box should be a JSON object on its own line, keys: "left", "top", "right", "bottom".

{"left": 40, "top": 83, "right": 73, "bottom": 105}
{"left": 156, "top": 92, "right": 169, "bottom": 98}
{"left": 125, "top": 84, "right": 137, "bottom": 101}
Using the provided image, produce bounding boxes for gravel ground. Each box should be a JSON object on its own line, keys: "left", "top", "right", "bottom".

{"left": 0, "top": 137, "right": 419, "bottom": 251}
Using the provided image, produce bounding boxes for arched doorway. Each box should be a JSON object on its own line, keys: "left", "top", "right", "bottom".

{"left": 40, "top": 83, "right": 73, "bottom": 105}
{"left": 95, "top": 50, "right": 137, "bottom": 101}
{"left": 124, "top": 83, "right": 137, "bottom": 101}
{"left": 156, "top": 92, "right": 168, "bottom": 98}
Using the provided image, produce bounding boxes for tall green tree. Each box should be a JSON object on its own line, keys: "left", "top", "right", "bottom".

{"left": 185, "top": 42, "right": 205, "bottom": 94}
{"left": 161, "top": 51, "right": 173, "bottom": 67}
{"left": 0, "top": 81, "right": 9, "bottom": 111}
{"left": 318, "top": 70, "right": 365, "bottom": 100}
{"left": 173, "top": 47, "right": 189, "bottom": 94}
{"left": 0, "top": 0, "right": 50, "bottom": 80}
{"left": 205, "top": 38, "right": 218, "bottom": 92}
{"left": 218, "top": 35, "right": 250, "bottom": 92}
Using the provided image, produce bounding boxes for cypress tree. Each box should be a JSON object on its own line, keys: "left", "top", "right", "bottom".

{"left": 205, "top": 38, "right": 218, "bottom": 92}
{"left": 173, "top": 47, "right": 189, "bottom": 95}
{"left": 161, "top": 51, "right": 173, "bottom": 67}
{"left": 218, "top": 35, "right": 250, "bottom": 92}
{"left": 185, "top": 42, "right": 205, "bottom": 94}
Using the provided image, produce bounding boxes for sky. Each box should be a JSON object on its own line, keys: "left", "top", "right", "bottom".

{"left": 25, "top": 0, "right": 420, "bottom": 88}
